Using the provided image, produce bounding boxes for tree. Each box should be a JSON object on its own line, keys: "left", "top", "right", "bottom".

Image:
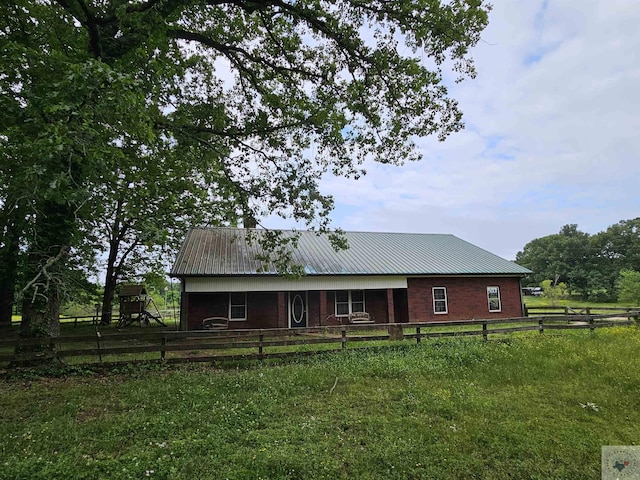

{"left": 592, "top": 218, "right": 640, "bottom": 298}
{"left": 2, "top": 0, "right": 492, "bottom": 342}
{"left": 2, "top": 3, "right": 157, "bottom": 343}
{"left": 617, "top": 270, "right": 640, "bottom": 306}
{"left": 516, "top": 225, "right": 594, "bottom": 298}
{"left": 0, "top": 184, "right": 24, "bottom": 331}
{"left": 91, "top": 147, "right": 240, "bottom": 324}
{"left": 540, "top": 279, "right": 567, "bottom": 307}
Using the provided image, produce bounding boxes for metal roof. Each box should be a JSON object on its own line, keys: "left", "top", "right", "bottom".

{"left": 171, "top": 228, "right": 531, "bottom": 277}
{"left": 118, "top": 285, "right": 147, "bottom": 297}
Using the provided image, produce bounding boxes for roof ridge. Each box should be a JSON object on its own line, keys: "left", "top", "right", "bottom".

{"left": 190, "top": 226, "right": 454, "bottom": 236}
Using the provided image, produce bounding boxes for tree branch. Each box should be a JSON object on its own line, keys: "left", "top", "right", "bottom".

{"left": 54, "top": 0, "right": 103, "bottom": 58}
{"left": 21, "top": 246, "right": 69, "bottom": 298}
{"left": 156, "top": 119, "right": 306, "bottom": 139}
{"left": 168, "top": 28, "right": 327, "bottom": 81}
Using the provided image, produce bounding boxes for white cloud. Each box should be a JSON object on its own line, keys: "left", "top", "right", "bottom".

{"left": 264, "top": 1, "right": 640, "bottom": 260}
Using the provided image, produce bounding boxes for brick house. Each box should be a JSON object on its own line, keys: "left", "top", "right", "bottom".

{"left": 170, "top": 228, "right": 531, "bottom": 330}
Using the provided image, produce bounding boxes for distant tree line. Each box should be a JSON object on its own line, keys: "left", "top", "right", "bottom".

{"left": 516, "top": 219, "right": 640, "bottom": 302}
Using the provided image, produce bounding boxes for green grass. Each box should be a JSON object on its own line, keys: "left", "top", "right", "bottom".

{"left": 1, "top": 327, "right": 640, "bottom": 479}
{"left": 522, "top": 295, "right": 633, "bottom": 309}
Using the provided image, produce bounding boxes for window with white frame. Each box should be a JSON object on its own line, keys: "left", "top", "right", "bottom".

{"left": 432, "top": 287, "right": 448, "bottom": 314}
{"left": 229, "top": 292, "right": 247, "bottom": 320}
{"left": 335, "top": 290, "right": 365, "bottom": 316}
{"left": 487, "top": 286, "right": 501, "bottom": 312}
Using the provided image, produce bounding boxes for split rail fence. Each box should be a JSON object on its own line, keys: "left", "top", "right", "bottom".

{"left": 1, "top": 312, "right": 638, "bottom": 367}
{"left": 524, "top": 305, "right": 640, "bottom": 316}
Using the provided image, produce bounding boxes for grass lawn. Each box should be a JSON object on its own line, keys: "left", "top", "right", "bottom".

{"left": 522, "top": 295, "right": 635, "bottom": 310}
{"left": 1, "top": 327, "right": 639, "bottom": 479}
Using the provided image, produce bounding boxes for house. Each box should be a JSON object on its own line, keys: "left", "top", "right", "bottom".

{"left": 170, "top": 228, "right": 531, "bottom": 330}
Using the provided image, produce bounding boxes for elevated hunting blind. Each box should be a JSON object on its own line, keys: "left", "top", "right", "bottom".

{"left": 117, "top": 284, "right": 165, "bottom": 327}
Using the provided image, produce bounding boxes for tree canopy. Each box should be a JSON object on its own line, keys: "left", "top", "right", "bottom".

{"left": 1, "top": 0, "right": 492, "bottom": 338}
{"left": 617, "top": 270, "right": 640, "bottom": 306}
{"left": 516, "top": 219, "right": 640, "bottom": 301}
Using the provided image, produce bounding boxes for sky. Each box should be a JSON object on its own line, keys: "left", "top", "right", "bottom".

{"left": 264, "top": 1, "right": 640, "bottom": 261}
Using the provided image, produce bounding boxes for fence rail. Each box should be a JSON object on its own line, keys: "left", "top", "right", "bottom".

{"left": 11, "top": 310, "right": 179, "bottom": 327}
{"left": 524, "top": 305, "right": 640, "bottom": 316}
{"left": 1, "top": 312, "right": 638, "bottom": 367}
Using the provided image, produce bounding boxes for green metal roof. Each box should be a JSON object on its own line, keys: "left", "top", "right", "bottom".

{"left": 171, "top": 228, "right": 531, "bottom": 277}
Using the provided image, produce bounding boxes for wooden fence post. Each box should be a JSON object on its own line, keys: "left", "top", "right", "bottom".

{"left": 388, "top": 324, "right": 404, "bottom": 341}
{"left": 341, "top": 328, "right": 346, "bottom": 350}
{"left": 482, "top": 322, "right": 488, "bottom": 342}
{"left": 589, "top": 316, "right": 595, "bottom": 334}
{"left": 259, "top": 333, "right": 264, "bottom": 356}
{"left": 160, "top": 335, "right": 167, "bottom": 361}
{"left": 96, "top": 331, "right": 102, "bottom": 363}
{"left": 539, "top": 318, "right": 544, "bottom": 335}
{"left": 416, "top": 326, "right": 421, "bottom": 345}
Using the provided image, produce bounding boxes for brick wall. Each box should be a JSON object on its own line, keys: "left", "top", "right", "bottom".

{"left": 185, "top": 291, "right": 280, "bottom": 330}
{"left": 184, "top": 277, "right": 523, "bottom": 329}
{"left": 324, "top": 289, "right": 390, "bottom": 324}
{"left": 393, "top": 288, "right": 409, "bottom": 323}
{"left": 407, "top": 277, "right": 523, "bottom": 322}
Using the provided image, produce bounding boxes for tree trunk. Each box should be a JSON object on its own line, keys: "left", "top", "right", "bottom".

{"left": 0, "top": 204, "right": 23, "bottom": 332}
{"left": 0, "top": 258, "right": 18, "bottom": 332}
{"left": 100, "top": 199, "right": 124, "bottom": 325}
{"left": 101, "top": 267, "right": 118, "bottom": 325}
{"left": 15, "top": 289, "right": 62, "bottom": 366}
{"left": 0, "top": 282, "right": 16, "bottom": 332}
{"left": 20, "top": 289, "right": 62, "bottom": 338}
{"left": 17, "top": 199, "right": 74, "bottom": 362}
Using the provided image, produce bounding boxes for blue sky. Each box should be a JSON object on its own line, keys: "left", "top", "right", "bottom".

{"left": 266, "top": 1, "right": 640, "bottom": 260}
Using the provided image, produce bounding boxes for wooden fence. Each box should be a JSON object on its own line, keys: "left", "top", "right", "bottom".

{"left": 1, "top": 312, "right": 638, "bottom": 367}
{"left": 524, "top": 305, "right": 640, "bottom": 317}
{"left": 11, "top": 310, "right": 179, "bottom": 327}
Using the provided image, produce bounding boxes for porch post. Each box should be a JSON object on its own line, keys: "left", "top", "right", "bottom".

{"left": 386, "top": 288, "right": 395, "bottom": 323}
{"left": 319, "top": 290, "right": 327, "bottom": 326}
{"left": 180, "top": 291, "right": 189, "bottom": 331}
{"left": 277, "top": 291, "right": 287, "bottom": 328}
{"left": 387, "top": 288, "right": 403, "bottom": 341}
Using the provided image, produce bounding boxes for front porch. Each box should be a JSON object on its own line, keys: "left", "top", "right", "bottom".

{"left": 180, "top": 288, "right": 409, "bottom": 331}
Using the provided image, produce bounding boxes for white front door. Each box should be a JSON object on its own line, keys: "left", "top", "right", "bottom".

{"left": 289, "top": 291, "right": 307, "bottom": 328}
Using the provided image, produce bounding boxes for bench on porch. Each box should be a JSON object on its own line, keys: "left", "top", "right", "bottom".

{"left": 348, "top": 312, "right": 374, "bottom": 324}
{"left": 324, "top": 312, "right": 374, "bottom": 325}
{"left": 201, "top": 317, "right": 229, "bottom": 330}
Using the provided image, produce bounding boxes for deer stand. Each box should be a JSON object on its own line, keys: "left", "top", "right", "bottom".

{"left": 117, "top": 285, "right": 166, "bottom": 328}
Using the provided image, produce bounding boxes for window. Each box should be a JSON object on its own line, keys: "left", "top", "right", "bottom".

{"left": 335, "top": 290, "right": 365, "bottom": 316}
{"left": 432, "top": 287, "right": 448, "bottom": 314}
{"left": 351, "top": 290, "right": 365, "bottom": 313}
{"left": 487, "top": 286, "right": 501, "bottom": 312}
{"left": 229, "top": 292, "right": 247, "bottom": 320}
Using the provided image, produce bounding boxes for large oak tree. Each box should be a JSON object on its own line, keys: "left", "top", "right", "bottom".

{"left": 1, "top": 0, "right": 492, "bottom": 340}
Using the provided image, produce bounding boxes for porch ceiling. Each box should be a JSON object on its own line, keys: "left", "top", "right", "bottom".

{"left": 184, "top": 275, "right": 408, "bottom": 293}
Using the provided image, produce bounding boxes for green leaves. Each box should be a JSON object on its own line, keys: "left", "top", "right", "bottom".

{"left": 517, "top": 219, "right": 640, "bottom": 301}
{"left": 2, "top": 0, "right": 492, "bottom": 333}
{"left": 617, "top": 270, "right": 640, "bottom": 306}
